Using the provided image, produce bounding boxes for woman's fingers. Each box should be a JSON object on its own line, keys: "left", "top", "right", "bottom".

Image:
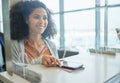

{"left": 51, "top": 58, "right": 62, "bottom": 67}
{"left": 42, "top": 55, "right": 61, "bottom": 67}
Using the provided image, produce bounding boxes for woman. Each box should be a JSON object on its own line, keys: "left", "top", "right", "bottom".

{"left": 10, "top": 0, "right": 61, "bottom": 81}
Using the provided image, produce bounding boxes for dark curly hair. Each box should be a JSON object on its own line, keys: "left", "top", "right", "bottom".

{"left": 10, "top": 1, "right": 57, "bottom": 40}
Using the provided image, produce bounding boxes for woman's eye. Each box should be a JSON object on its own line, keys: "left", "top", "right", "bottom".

{"left": 43, "top": 16, "right": 47, "bottom": 20}
{"left": 33, "top": 15, "right": 40, "bottom": 19}
{"left": 33, "top": 14, "right": 48, "bottom": 20}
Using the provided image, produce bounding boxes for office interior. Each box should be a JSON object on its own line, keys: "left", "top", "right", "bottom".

{"left": 0, "top": 0, "right": 120, "bottom": 83}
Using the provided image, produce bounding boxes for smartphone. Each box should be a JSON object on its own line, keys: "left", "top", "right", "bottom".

{"left": 61, "top": 61, "right": 84, "bottom": 70}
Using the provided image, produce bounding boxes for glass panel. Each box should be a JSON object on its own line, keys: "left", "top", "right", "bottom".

{"left": 100, "top": 8, "right": 105, "bottom": 47}
{"left": 50, "top": 14, "right": 60, "bottom": 48}
{"left": 100, "top": 0, "right": 105, "bottom": 6}
{"left": 64, "top": 10, "right": 95, "bottom": 50}
{"left": 64, "top": 0, "right": 95, "bottom": 11}
{"left": 39, "top": 0, "right": 59, "bottom": 12}
{"left": 108, "top": 0, "right": 120, "bottom": 5}
{"left": 108, "top": 7, "right": 120, "bottom": 47}
{"left": 0, "top": 0, "right": 3, "bottom": 32}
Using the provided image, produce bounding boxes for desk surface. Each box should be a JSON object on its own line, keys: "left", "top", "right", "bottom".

{"left": 26, "top": 51, "right": 120, "bottom": 83}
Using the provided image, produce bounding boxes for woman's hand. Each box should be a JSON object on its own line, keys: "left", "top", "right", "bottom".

{"left": 42, "top": 55, "right": 61, "bottom": 67}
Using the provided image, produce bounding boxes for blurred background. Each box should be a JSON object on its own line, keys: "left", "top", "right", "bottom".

{"left": 0, "top": 0, "right": 120, "bottom": 51}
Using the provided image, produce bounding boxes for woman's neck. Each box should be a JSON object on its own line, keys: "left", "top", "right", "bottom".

{"left": 27, "top": 34, "right": 44, "bottom": 47}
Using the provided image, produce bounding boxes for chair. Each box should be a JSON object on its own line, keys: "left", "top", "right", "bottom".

{"left": 58, "top": 49, "right": 79, "bottom": 59}
{"left": 0, "top": 32, "right": 6, "bottom": 72}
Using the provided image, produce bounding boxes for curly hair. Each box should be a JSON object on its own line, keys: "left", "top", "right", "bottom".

{"left": 10, "top": 1, "right": 57, "bottom": 40}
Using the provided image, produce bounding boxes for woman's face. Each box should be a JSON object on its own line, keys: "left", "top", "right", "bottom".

{"left": 26, "top": 8, "right": 48, "bottom": 35}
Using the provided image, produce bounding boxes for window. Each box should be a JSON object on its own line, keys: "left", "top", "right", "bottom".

{"left": 64, "top": 10, "right": 95, "bottom": 48}
{"left": 40, "top": 0, "right": 59, "bottom": 12}
{"left": 108, "top": 0, "right": 120, "bottom": 5}
{"left": 39, "top": 0, "right": 120, "bottom": 50}
{"left": 64, "top": 0, "right": 95, "bottom": 11}
{"left": 108, "top": 7, "right": 120, "bottom": 46}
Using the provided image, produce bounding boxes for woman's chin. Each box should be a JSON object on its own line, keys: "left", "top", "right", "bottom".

{"left": 37, "top": 31, "right": 44, "bottom": 35}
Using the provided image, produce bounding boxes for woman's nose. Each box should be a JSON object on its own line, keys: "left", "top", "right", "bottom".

{"left": 39, "top": 18, "right": 44, "bottom": 24}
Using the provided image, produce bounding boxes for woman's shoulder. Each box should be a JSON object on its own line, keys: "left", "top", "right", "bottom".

{"left": 11, "top": 40, "right": 24, "bottom": 47}
{"left": 44, "top": 38, "right": 55, "bottom": 45}
{"left": 11, "top": 40, "right": 24, "bottom": 52}
{"left": 11, "top": 40, "right": 23, "bottom": 44}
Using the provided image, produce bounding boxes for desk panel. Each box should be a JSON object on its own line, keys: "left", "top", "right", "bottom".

{"left": 26, "top": 52, "right": 120, "bottom": 83}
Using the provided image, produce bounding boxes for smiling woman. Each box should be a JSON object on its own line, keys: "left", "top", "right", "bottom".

{"left": 10, "top": 0, "right": 61, "bottom": 82}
